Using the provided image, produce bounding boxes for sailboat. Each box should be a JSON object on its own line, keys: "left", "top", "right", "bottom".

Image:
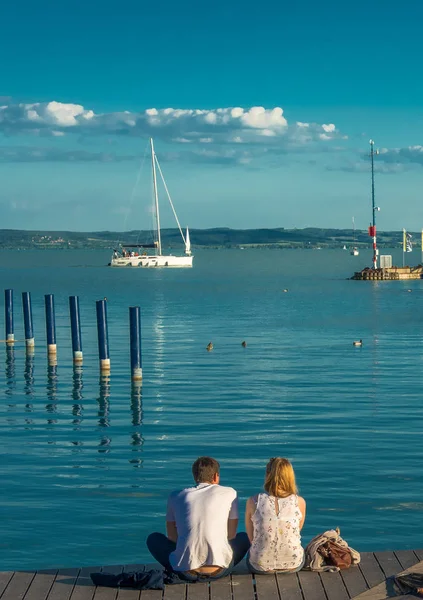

{"left": 110, "top": 138, "right": 193, "bottom": 268}
{"left": 350, "top": 217, "right": 359, "bottom": 256}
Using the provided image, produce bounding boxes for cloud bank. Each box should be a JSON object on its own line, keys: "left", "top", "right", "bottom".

{"left": 333, "top": 145, "right": 423, "bottom": 173}
{"left": 0, "top": 146, "right": 134, "bottom": 163}
{"left": 0, "top": 100, "right": 341, "bottom": 148}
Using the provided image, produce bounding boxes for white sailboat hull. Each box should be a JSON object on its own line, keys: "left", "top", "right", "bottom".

{"left": 110, "top": 254, "right": 193, "bottom": 268}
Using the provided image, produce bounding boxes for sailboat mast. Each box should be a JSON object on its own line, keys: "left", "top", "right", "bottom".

{"left": 370, "top": 139, "right": 378, "bottom": 269}
{"left": 150, "top": 138, "right": 162, "bottom": 256}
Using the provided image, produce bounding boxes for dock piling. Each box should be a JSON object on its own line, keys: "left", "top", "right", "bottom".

{"left": 69, "top": 296, "right": 83, "bottom": 365}
{"left": 44, "top": 294, "right": 57, "bottom": 357}
{"left": 22, "top": 292, "right": 35, "bottom": 350}
{"left": 5, "top": 289, "right": 14, "bottom": 344}
{"left": 96, "top": 299, "right": 110, "bottom": 373}
{"left": 129, "top": 306, "right": 142, "bottom": 381}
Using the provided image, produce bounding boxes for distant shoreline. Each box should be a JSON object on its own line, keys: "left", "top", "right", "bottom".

{"left": 0, "top": 227, "right": 407, "bottom": 250}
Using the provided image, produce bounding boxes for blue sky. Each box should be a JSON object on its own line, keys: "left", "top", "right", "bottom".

{"left": 1, "top": 0, "right": 423, "bottom": 231}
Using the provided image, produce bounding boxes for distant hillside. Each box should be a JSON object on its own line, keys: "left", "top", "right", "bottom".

{"left": 0, "top": 227, "right": 410, "bottom": 249}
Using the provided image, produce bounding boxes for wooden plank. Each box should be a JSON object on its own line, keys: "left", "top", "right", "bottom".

{"left": 0, "top": 572, "right": 14, "bottom": 596}
{"left": 340, "top": 566, "right": 368, "bottom": 598}
{"left": 162, "top": 583, "right": 187, "bottom": 599}
{"left": 23, "top": 570, "right": 58, "bottom": 600}
{"left": 231, "top": 573, "right": 255, "bottom": 600}
{"left": 70, "top": 566, "right": 102, "bottom": 600}
{"left": 116, "top": 588, "right": 141, "bottom": 600}
{"left": 254, "top": 573, "right": 280, "bottom": 600}
{"left": 394, "top": 549, "right": 421, "bottom": 570}
{"left": 0, "top": 570, "right": 35, "bottom": 600}
{"left": 209, "top": 577, "right": 232, "bottom": 600}
{"left": 352, "top": 559, "right": 423, "bottom": 600}
{"left": 358, "top": 552, "right": 386, "bottom": 589}
{"left": 297, "top": 570, "right": 327, "bottom": 600}
{"left": 319, "top": 570, "right": 349, "bottom": 600}
{"left": 414, "top": 549, "right": 423, "bottom": 561}
{"left": 186, "top": 581, "right": 209, "bottom": 599}
{"left": 45, "top": 568, "right": 80, "bottom": 600}
{"left": 373, "top": 551, "right": 402, "bottom": 578}
{"left": 276, "top": 573, "right": 303, "bottom": 600}
{"left": 93, "top": 565, "right": 123, "bottom": 600}
{"left": 139, "top": 589, "right": 163, "bottom": 600}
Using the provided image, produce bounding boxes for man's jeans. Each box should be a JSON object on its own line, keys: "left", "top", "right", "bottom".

{"left": 146, "top": 532, "right": 250, "bottom": 581}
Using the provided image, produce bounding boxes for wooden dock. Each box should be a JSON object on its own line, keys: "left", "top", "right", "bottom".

{"left": 0, "top": 550, "right": 422, "bottom": 600}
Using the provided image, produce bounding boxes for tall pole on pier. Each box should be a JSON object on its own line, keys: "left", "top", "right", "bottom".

{"left": 369, "top": 140, "right": 379, "bottom": 270}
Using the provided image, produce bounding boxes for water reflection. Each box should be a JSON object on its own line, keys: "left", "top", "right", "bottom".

{"left": 5, "top": 345, "right": 15, "bottom": 397}
{"left": 72, "top": 366, "right": 83, "bottom": 402}
{"left": 97, "top": 375, "right": 110, "bottom": 427}
{"left": 98, "top": 436, "right": 111, "bottom": 453}
{"left": 130, "top": 382, "right": 143, "bottom": 426}
{"left": 46, "top": 363, "right": 58, "bottom": 404}
{"left": 24, "top": 351, "right": 35, "bottom": 398}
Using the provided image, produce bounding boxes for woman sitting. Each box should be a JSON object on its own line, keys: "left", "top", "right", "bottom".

{"left": 245, "top": 457, "right": 306, "bottom": 574}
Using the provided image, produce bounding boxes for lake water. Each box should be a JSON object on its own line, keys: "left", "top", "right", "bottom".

{"left": 0, "top": 247, "right": 422, "bottom": 570}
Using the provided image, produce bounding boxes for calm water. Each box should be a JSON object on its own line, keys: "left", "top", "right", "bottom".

{"left": 0, "top": 247, "right": 422, "bottom": 570}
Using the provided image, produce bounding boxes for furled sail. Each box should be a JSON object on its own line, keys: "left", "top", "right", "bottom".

{"left": 185, "top": 228, "right": 191, "bottom": 256}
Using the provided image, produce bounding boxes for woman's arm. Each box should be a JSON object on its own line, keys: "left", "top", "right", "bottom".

{"left": 245, "top": 496, "right": 255, "bottom": 542}
{"left": 298, "top": 496, "right": 306, "bottom": 530}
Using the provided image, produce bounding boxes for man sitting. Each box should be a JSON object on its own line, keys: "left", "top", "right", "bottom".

{"left": 147, "top": 456, "right": 250, "bottom": 580}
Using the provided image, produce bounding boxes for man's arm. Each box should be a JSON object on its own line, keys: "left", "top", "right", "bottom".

{"left": 245, "top": 497, "right": 255, "bottom": 542}
{"left": 227, "top": 490, "right": 239, "bottom": 540}
{"left": 166, "top": 494, "right": 177, "bottom": 542}
{"left": 227, "top": 518, "right": 238, "bottom": 540}
{"left": 166, "top": 521, "right": 178, "bottom": 543}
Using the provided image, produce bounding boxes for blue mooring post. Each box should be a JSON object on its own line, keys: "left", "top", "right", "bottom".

{"left": 96, "top": 299, "right": 110, "bottom": 373}
{"left": 22, "top": 292, "right": 35, "bottom": 351}
{"left": 44, "top": 294, "right": 57, "bottom": 358}
{"left": 129, "top": 306, "right": 142, "bottom": 381}
{"left": 69, "top": 296, "right": 83, "bottom": 365}
{"left": 5, "top": 289, "right": 14, "bottom": 344}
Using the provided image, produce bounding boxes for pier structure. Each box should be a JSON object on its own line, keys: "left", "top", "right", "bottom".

{"left": 0, "top": 550, "right": 422, "bottom": 599}
{"left": 352, "top": 265, "right": 423, "bottom": 280}
{"left": 353, "top": 140, "right": 423, "bottom": 281}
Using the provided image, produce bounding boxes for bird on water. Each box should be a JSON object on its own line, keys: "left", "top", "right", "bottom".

{"left": 206, "top": 342, "right": 213, "bottom": 351}
{"left": 241, "top": 341, "right": 247, "bottom": 347}
{"left": 353, "top": 339, "right": 363, "bottom": 347}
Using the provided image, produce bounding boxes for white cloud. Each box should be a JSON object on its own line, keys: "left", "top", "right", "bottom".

{"left": 376, "top": 145, "right": 423, "bottom": 165}
{"left": 322, "top": 123, "right": 336, "bottom": 133}
{"left": 0, "top": 100, "right": 342, "bottom": 150}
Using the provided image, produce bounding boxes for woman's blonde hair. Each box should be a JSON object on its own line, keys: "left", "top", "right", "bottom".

{"left": 264, "top": 457, "right": 298, "bottom": 497}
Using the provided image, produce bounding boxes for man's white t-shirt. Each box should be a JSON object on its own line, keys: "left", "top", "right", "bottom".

{"left": 166, "top": 482, "right": 238, "bottom": 571}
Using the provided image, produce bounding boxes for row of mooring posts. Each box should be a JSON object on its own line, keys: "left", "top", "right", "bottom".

{"left": 3, "top": 290, "right": 143, "bottom": 382}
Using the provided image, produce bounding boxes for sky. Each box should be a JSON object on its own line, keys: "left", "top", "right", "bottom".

{"left": 1, "top": 0, "right": 423, "bottom": 232}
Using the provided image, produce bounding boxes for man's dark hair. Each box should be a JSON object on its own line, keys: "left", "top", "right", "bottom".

{"left": 192, "top": 456, "right": 220, "bottom": 483}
